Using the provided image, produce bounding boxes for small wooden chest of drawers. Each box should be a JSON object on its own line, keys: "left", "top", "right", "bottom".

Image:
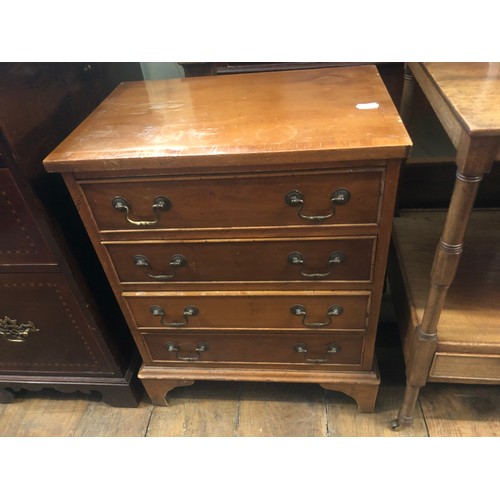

{"left": 44, "top": 66, "right": 411, "bottom": 411}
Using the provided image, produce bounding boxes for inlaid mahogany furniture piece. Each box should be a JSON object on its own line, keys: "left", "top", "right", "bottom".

{"left": 44, "top": 66, "right": 411, "bottom": 411}
{"left": 0, "top": 63, "right": 142, "bottom": 406}
{"left": 390, "top": 63, "right": 500, "bottom": 428}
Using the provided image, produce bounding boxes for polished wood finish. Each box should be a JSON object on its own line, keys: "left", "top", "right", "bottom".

{"left": 0, "top": 169, "right": 55, "bottom": 266}
{"left": 79, "top": 169, "right": 384, "bottom": 232}
{"left": 419, "top": 63, "right": 500, "bottom": 140}
{"left": 320, "top": 377, "right": 379, "bottom": 413}
{"left": 390, "top": 210, "right": 500, "bottom": 374}
{"left": 0, "top": 273, "right": 112, "bottom": 372}
{"left": 44, "top": 66, "right": 410, "bottom": 172}
{"left": 392, "top": 62, "right": 500, "bottom": 428}
{"left": 104, "top": 236, "right": 376, "bottom": 287}
{"left": 142, "top": 332, "right": 365, "bottom": 366}
{"left": 44, "top": 66, "right": 411, "bottom": 411}
{"left": 140, "top": 379, "right": 194, "bottom": 406}
{"left": 126, "top": 291, "right": 370, "bottom": 331}
{"left": 0, "top": 64, "right": 142, "bottom": 406}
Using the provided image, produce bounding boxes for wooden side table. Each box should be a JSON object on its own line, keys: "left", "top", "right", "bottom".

{"left": 390, "top": 63, "right": 500, "bottom": 428}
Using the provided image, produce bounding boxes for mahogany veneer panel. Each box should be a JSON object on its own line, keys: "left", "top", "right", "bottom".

{"left": 0, "top": 64, "right": 142, "bottom": 406}
{"left": 125, "top": 291, "right": 370, "bottom": 332}
{"left": 44, "top": 66, "right": 410, "bottom": 171}
{"left": 142, "top": 332, "right": 365, "bottom": 367}
{"left": 0, "top": 169, "right": 55, "bottom": 267}
{"left": 0, "top": 273, "right": 112, "bottom": 374}
{"left": 104, "top": 236, "right": 376, "bottom": 286}
{"left": 80, "top": 169, "right": 384, "bottom": 232}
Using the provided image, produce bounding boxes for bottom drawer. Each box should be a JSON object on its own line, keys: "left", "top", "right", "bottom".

{"left": 142, "top": 332, "right": 365, "bottom": 367}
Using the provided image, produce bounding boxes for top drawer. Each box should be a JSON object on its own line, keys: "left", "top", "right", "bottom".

{"left": 80, "top": 168, "right": 384, "bottom": 234}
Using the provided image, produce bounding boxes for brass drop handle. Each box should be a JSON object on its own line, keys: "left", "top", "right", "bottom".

{"left": 294, "top": 342, "right": 341, "bottom": 363}
{"left": 133, "top": 254, "right": 187, "bottom": 281}
{"left": 285, "top": 189, "right": 351, "bottom": 221}
{"left": 112, "top": 196, "right": 171, "bottom": 226}
{"left": 290, "top": 304, "right": 344, "bottom": 328}
{"left": 165, "top": 342, "right": 209, "bottom": 361}
{"left": 150, "top": 305, "right": 199, "bottom": 327}
{"left": 288, "top": 251, "right": 346, "bottom": 278}
{"left": 0, "top": 316, "right": 39, "bottom": 343}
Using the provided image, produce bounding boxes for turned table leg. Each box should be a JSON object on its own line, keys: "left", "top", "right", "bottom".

{"left": 393, "top": 132, "right": 497, "bottom": 429}
{"left": 399, "top": 63, "right": 416, "bottom": 126}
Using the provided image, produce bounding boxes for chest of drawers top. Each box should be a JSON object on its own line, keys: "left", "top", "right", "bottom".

{"left": 44, "top": 65, "right": 411, "bottom": 174}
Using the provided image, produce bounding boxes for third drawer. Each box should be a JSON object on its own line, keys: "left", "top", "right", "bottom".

{"left": 124, "top": 291, "right": 370, "bottom": 331}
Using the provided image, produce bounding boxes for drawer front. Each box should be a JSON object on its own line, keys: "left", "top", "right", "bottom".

{"left": 142, "top": 332, "right": 365, "bottom": 367}
{"left": 125, "top": 292, "right": 370, "bottom": 331}
{"left": 0, "top": 169, "right": 55, "bottom": 266}
{"left": 105, "top": 236, "right": 376, "bottom": 285}
{"left": 429, "top": 353, "right": 500, "bottom": 382}
{"left": 0, "top": 274, "right": 113, "bottom": 374}
{"left": 81, "top": 169, "right": 384, "bottom": 232}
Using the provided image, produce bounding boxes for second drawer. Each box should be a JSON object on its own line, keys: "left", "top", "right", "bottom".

{"left": 124, "top": 291, "right": 370, "bottom": 331}
{"left": 105, "top": 236, "right": 376, "bottom": 285}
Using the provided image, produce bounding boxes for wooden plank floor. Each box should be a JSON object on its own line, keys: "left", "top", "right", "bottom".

{"left": 1, "top": 376, "right": 498, "bottom": 437}
{"left": 0, "top": 296, "right": 498, "bottom": 437}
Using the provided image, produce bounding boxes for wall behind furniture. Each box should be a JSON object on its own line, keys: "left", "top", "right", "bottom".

{"left": 140, "top": 62, "right": 185, "bottom": 80}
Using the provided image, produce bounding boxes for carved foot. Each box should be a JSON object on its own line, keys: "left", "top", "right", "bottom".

{"left": 141, "top": 379, "right": 195, "bottom": 406}
{"left": 320, "top": 381, "right": 379, "bottom": 412}
{"left": 0, "top": 387, "right": 15, "bottom": 404}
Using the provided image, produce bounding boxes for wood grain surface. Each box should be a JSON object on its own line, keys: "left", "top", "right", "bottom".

{"left": 44, "top": 66, "right": 411, "bottom": 172}
{"left": 1, "top": 375, "right": 497, "bottom": 436}
{"left": 42, "top": 66, "right": 409, "bottom": 413}
{"left": 421, "top": 63, "right": 500, "bottom": 136}
{"left": 392, "top": 210, "right": 500, "bottom": 351}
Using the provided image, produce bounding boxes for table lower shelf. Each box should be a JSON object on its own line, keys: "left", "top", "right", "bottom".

{"left": 388, "top": 209, "right": 500, "bottom": 383}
